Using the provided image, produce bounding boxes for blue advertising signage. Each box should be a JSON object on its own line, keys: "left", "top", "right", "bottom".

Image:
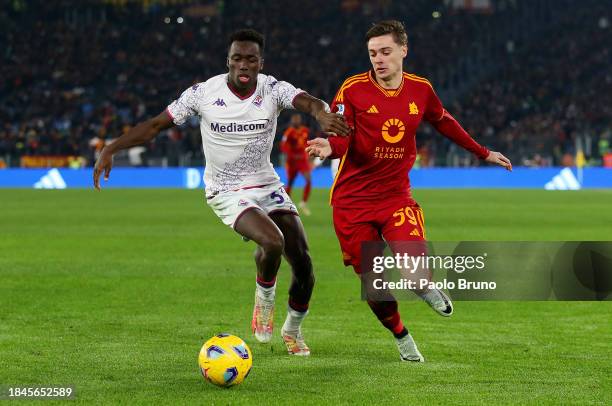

{"left": 0, "top": 167, "right": 610, "bottom": 189}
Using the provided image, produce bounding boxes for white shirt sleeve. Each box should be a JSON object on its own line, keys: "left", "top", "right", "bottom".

{"left": 167, "top": 83, "right": 202, "bottom": 125}
{"left": 269, "top": 77, "right": 304, "bottom": 111}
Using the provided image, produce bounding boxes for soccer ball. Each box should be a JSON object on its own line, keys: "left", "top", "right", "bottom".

{"left": 198, "top": 333, "right": 253, "bottom": 387}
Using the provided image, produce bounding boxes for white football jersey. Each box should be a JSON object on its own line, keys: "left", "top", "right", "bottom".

{"left": 167, "top": 73, "right": 304, "bottom": 195}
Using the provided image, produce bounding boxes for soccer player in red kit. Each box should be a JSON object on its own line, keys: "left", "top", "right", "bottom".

{"left": 307, "top": 20, "right": 512, "bottom": 362}
{"left": 280, "top": 113, "right": 313, "bottom": 215}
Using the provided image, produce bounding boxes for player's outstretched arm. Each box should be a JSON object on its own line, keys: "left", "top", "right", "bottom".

{"left": 93, "top": 111, "right": 174, "bottom": 190}
{"left": 292, "top": 93, "right": 350, "bottom": 136}
{"left": 429, "top": 111, "right": 512, "bottom": 171}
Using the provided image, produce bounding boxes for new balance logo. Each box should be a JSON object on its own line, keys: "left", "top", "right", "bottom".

{"left": 410, "top": 229, "right": 421, "bottom": 237}
{"left": 213, "top": 98, "right": 226, "bottom": 107}
{"left": 544, "top": 168, "right": 581, "bottom": 190}
{"left": 34, "top": 168, "right": 66, "bottom": 189}
{"left": 367, "top": 105, "right": 379, "bottom": 114}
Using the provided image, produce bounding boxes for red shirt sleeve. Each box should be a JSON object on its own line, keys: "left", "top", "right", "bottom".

{"left": 328, "top": 135, "right": 349, "bottom": 159}
{"left": 328, "top": 86, "right": 355, "bottom": 159}
{"left": 424, "top": 86, "right": 445, "bottom": 123}
{"left": 425, "top": 86, "right": 489, "bottom": 160}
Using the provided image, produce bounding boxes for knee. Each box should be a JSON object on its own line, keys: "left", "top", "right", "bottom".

{"left": 260, "top": 232, "right": 285, "bottom": 257}
{"left": 290, "top": 245, "right": 313, "bottom": 271}
{"left": 290, "top": 262, "right": 315, "bottom": 294}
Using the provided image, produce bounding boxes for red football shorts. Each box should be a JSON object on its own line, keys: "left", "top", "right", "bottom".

{"left": 285, "top": 159, "right": 310, "bottom": 180}
{"left": 332, "top": 197, "right": 427, "bottom": 273}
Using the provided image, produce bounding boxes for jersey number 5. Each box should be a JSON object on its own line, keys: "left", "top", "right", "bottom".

{"left": 270, "top": 191, "right": 285, "bottom": 204}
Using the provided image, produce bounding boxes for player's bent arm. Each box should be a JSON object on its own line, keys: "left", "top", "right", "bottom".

{"left": 93, "top": 111, "right": 175, "bottom": 190}
{"left": 292, "top": 93, "right": 350, "bottom": 136}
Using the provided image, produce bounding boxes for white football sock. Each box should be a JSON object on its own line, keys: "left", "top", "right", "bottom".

{"left": 282, "top": 307, "right": 308, "bottom": 334}
{"left": 256, "top": 282, "right": 276, "bottom": 301}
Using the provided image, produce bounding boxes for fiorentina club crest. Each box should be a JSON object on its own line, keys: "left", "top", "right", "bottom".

{"left": 252, "top": 95, "right": 263, "bottom": 107}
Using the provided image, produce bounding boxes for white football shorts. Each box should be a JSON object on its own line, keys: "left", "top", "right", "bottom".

{"left": 206, "top": 182, "right": 298, "bottom": 229}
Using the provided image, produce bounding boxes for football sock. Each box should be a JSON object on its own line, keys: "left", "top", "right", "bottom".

{"left": 288, "top": 297, "right": 309, "bottom": 313}
{"left": 282, "top": 306, "right": 308, "bottom": 334}
{"left": 393, "top": 327, "right": 409, "bottom": 339}
{"left": 384, "top": 312, "right": 406, "bottom": 336}
{"left": 367, "top": 300, "right": 405, "bottom": 335}
{"left": 256, "top": 275, "right": 276, "bottom": 288}
{"left": 303, "top": 180, "right": 311, "bottom": 202}
{"left": 256, "top": 277, "right": 276, "bottom": 300}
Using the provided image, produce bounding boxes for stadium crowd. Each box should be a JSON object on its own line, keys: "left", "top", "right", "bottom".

{"left": 0, "top": 0, "right": 610, "bottom": 168}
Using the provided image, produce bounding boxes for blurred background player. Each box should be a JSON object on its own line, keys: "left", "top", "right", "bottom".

{"left": 280, "top": 113, "right": 313, "bottom": 215}
{"left": 307, "top": 20, "right": 511, "bottom": 362}
{"left": 94, "top": 29, "right": 350, "bottom": 356}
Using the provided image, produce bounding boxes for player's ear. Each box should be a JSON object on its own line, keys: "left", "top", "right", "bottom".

{"left": 226, "top": 57, "right": 230, "bottom": 69}
{"left": 260, "top": 58, "right": 264, "bottom": 71}
{"left": 401, "top": 45, "right": 408, "bottom": 58}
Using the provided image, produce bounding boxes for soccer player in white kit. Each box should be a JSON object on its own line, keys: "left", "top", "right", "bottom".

{"left": 93, "top": 29, "right": 350, "bottom": 356}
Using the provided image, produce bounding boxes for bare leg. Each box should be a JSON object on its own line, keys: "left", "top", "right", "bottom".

{"left": 269, "top": 212, "right": 314, "bottom": 309}
{"left": 234, "top": 208, "right": 284, "bottom": 282}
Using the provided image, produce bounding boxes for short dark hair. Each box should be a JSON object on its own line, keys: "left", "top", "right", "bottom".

{"left": 228, "top": 29, "right": 265, "bottom": 55}
{"left": 365, "top": 20, "right": 408, "bottom": 47}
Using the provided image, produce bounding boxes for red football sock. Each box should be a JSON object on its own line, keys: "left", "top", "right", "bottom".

{"left": 256, "top": 275, "right": 276, "bottom": 288}
{"left": 367, "top": 300, "right": 404, "bottom": 334}
{"left": 288, "top": 297, "right": 309, "bottom": 312}
{"left": 303, "top": 179, "right": 311, "bottom": 202}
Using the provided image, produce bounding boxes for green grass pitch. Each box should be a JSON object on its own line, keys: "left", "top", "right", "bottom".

{"left": 1, "top": 188, "right": 610, "bottom": 404}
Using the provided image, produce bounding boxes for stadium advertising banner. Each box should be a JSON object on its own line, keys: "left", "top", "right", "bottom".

{"left": 0, "top": 167, "right": 611, "bottom": 189}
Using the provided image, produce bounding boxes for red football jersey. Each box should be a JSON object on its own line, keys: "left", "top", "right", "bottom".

{"left": 328, "top": 70, "right": 489, "bottom": 208}
{"left": 281, "top": 125, "right": 310, "bottom": 163}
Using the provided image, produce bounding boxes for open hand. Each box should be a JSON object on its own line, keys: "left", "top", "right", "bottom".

{"left": 93, "top": 148, "right": 114, "bottom": 190}
{"left": 485, "top": 151, "right": 512, "bottom": 171}
{"left": 306, "top": 138, "right": 332, "bottom": 159}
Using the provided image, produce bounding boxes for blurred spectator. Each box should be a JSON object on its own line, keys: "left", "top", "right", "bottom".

{"left": 0, "top": 0, "right": 609, "bottom": 168}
